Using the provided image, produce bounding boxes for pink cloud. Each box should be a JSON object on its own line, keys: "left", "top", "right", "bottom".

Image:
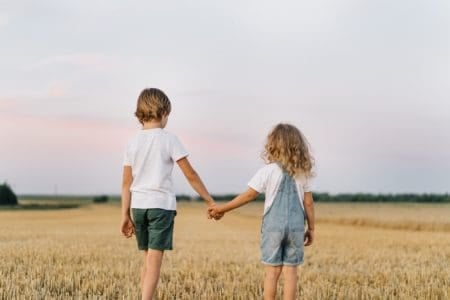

{"left": 30, "top": 53, "right": 116, "bottom": 72}
{"left": 0, "top": 114, "right": 135, "bottom": 156}
{"left": 47, "top": 82, "right": 70, "bottom": 98}
{"left": 0, "top": 81, "right": 71, "bottom": 104}
{"left": 175, "top": 129, "right": 258, "bottom": 159}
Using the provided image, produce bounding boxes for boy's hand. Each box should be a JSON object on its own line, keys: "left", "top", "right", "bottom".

{"left": 304, "top": 229, "right": 314, "bottom": 246}
{"left": 205, "top": 198, "right": 223, "bottom": 220}
{"left": 120, "top": 216, "right": 135, "bottom": 238}
{"left": 208, "top": 205, "right": 224, "bottom": 220}
{"left": 205, "top": 199, "right": 216, "bottom": 219}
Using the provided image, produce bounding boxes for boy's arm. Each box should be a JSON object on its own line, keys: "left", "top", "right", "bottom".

{"left": 121, "top": 166, "right": 133, "bottom": 217}
{"left": 303, "top": 191, "right": 315, "bottom": 246}
{"left": 120, "top": 166, "right": 134, "bottom": 238}
{"left": 215, "top": 188, "right": 260, "bottom": 214}
{"left": 177, "top": 157, "right": 215, "bottom": 206}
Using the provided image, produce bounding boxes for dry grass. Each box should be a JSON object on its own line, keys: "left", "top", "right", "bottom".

{"left": 0, "top": 202, "right": 449, "bottom": 299}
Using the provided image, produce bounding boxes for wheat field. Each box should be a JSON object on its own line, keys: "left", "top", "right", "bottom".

{"left": 0, "top": 202, "right": 449, "bottom": 299}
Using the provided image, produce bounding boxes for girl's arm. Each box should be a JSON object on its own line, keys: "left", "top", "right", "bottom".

{"left": 177, "top": 157, "right": 215, "bottom": 206}
{"left": 303, "top": 191, "right": 315, "bottom": 246}
{"left": 214, "top": 188, "right": 260, "bottom": 214}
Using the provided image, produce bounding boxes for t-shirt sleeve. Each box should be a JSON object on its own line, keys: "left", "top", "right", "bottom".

{"left": 248, "top": 167, "right": 269, "bottom": 193}
{"left": 123, "top": 145, "right": 132, "bottom": 166}
{"left": 170, "top": 135, "right": 189, "bottom": 162}
{"left": 303, "top": 178, "right": 312, "bottom": 193}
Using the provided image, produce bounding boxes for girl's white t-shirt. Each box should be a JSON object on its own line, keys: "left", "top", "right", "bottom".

{"left": 248, "top": 163, "right": 312, "bottom": 215}
{"left": 123, "top": 128, "right": 188, "bottom": 210}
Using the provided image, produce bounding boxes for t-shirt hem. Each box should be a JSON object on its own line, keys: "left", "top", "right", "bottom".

{"left": 131, "top": 204, "right": 177, "bottom": 210}
{"left": 131, "top": 207, "right": 176, "bottom": 211}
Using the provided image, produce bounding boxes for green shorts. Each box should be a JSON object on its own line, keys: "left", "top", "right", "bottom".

{"left": 132, "top": 208, "right": 176, "bottom": 251}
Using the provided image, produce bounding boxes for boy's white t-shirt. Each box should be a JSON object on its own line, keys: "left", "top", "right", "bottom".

{"left": 248, "top": 163, "right": 312, "bottom": 215}
{"left": 123, "top": 128, "right": 188, "bottom": 210}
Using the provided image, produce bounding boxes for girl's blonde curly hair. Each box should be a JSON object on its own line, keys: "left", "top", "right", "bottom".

{"left": 262, "top": 123, "right": 315, "bottom": 178}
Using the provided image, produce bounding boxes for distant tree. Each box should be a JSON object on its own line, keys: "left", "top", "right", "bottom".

{"left": 0, "top": 183, "right": 18, "bottom": 206}
{"left": 312, "top": 192, "right": 450, "bottom": 203}
{"left": 176, "top": 194, "right": 192, "bottom": 201}
{"left": 93, "top": 195, "right": 109, "bottom": 203}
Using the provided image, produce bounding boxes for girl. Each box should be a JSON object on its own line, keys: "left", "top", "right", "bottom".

{"left": 208, "top": 123, "right": 315, "bottom": 300}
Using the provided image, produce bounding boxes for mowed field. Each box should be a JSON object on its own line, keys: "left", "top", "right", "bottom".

{"left": 1, "top": 201, "right": 449, "bottom": 299}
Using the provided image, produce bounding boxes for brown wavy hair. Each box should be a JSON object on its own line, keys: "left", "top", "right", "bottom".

{"left": 135, "top": 88, "right": 171, "bottom": 125}
{"left": 262, "top": 123, "right": 315, "bottom": 177}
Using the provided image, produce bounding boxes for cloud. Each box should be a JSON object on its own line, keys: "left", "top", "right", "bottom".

{"left": 0, "top": 83, "right": 74, "bottom": 122}
{"left": 2, "top": 82, "right": 71, "bottom": 100}
{"left": 0, "top": 13, "right": 11, "bottom": 28}
{"left": 46, "top": 82, "right": 70, "bottom": 98}
{"left": 29, "top": 53, "right": 116, "bottom": 72}
{"left": 236, "top": 0, "right": 345, "bottom": 36}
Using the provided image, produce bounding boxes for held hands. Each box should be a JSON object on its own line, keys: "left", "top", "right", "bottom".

{"left": 207, "top": 204, "right": 225, "bottom": 220}
{"left": 120, "top": 216, "right": 135, "bottom": 238}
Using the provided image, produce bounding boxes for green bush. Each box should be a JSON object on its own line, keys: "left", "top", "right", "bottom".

{"left": 313, "top": 192, "right": 450, "bottom": 203}
{"left": 0, "top": 183, "right": 18, "bottom": 206}
{"left": 93, "top": 195, "right": 109, "bottom": 203}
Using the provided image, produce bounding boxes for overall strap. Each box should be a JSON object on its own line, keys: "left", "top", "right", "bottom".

{"left": 275, "top": 162, "right": 289, "bottom": 176}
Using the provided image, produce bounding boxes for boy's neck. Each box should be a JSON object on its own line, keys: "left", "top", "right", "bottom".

{"left": 142, "top": 120, "right": 163, "bottom": 130}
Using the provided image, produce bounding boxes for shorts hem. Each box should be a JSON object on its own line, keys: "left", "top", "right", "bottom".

{"left": 138, "top": 246, "right": 173, "bottom": 251}
{"left": 261, "top": 260, "right": 304, "bottom": 266}
{"left": 261, "top": 261, "right": 282, "bottom": 266}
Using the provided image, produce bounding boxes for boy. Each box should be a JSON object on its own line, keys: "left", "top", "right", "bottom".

{"left": 120, "top": 88, "right": 215, "bottom": 300}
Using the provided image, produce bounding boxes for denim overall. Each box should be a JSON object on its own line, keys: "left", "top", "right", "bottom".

{"left": 261, "top": 170, "right": 305, "bottom": 266}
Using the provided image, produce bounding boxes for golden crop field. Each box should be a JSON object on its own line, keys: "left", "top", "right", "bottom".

{"left": 1, "top": 201, "right": 449, "bottom": 299}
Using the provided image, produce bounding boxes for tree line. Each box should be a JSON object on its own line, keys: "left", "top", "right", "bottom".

{"left": 2, "top": 181, "right": 449, "bottom": 206}
{"left": 181, "top": 193, "right": 450, "bottom": 203}
{"left": 311, "top": 193, "right": 450, "bottom": 203}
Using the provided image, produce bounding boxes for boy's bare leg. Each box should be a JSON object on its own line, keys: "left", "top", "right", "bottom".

{"left": 140, "top": 251, "right": 148, "bottom": 293}
{"left": 263, "top": 265, "right": 282, "bottom": 300}
{"left": 282, "top": 266, "right": 298, "bottom": 300}
{"left": 142, "top": 249, "right": 164, "bottom": 300}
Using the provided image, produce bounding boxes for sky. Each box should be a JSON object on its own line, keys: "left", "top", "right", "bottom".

{"left": 0, "top": 0, "right": 449, "bottom": 195}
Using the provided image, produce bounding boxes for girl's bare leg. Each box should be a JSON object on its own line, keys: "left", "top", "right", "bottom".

{"left": 264, "top": 265, "right": 282, "bottom": 300}
{"left": 282, "top": 266, "right": 298, "bottom": 300}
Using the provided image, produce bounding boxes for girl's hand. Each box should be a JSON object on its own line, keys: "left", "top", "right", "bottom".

{"left": 208, "top": 205, "right": 224, "bottom": 220}
{"left": 120, "top": 217, "right": 135, "bottom": 238}
{"left": 304, "top": 229, "right": 314, "bottom": 246}
{"left": 213, "top": 211, "right": 224, "bottom": 220}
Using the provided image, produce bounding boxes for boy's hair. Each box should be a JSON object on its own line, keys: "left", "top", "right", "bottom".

{"left": 262, "top": 123, "right": 315, "bottom": 178}
{"left": 135, "top": 88, "right": 171, "bottom": 125}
